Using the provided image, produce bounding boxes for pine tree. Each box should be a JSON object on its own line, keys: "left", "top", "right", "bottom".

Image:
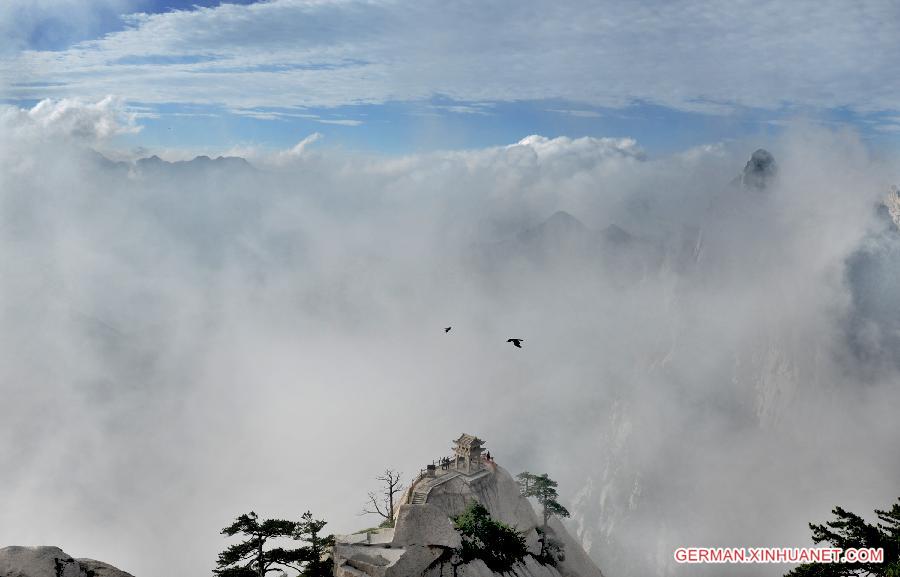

{"left": 517, "top": 472, "right": 571, "bottom": 564}
{"left": 451, "top": 501, "right": 528, "bottom": 574}
{"left": 785, "top": 498, "right": 900, "bottom": 577}
{"left": 294, "top": 511, "right": 334, "bottom": 577}
{"left": 214, "top": 512, "right": 303, "bottom": 577}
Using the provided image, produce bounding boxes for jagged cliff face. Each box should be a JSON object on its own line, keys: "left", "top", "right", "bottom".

{"left": 0, "top": 546, "right": 134, "bottom": 577}
{"left": 882, "top": 185, "right": 900, "bottom": 229}
{"left": 844, "top": 184, "right": 900, "bottom": 375}
{"left": 466, "top": 149, "right": 895, "bottom": 577}
{"left": 333, "top": 465, "right": 604, "bottom": 577}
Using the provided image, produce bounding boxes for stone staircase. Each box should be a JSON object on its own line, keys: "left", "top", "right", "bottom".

{"left": 466, "top": 468, "right": 491, "bottom": 482}
{"left": 407, "top": 471, "right": 465, "bottom": 506}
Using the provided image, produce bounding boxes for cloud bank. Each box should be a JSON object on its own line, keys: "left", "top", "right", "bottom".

{"left": 1, "top": 104, "right": 899, "bottom": 577}
{"left": 3, "top": 0, "right": 900, "bottom": 115}
{"left": 1, "top": 96, "right": 140, "bottom": 148}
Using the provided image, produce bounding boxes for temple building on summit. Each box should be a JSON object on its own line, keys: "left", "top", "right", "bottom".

{"left": 332, "top": 432, "right": 605, "bottom": 577}
{"left": 452, "top": 433, "right": 485, "bottom": 474}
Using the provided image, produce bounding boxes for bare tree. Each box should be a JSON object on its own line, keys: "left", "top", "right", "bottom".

{"left": 362, "top": 469, "right": 405, "bottom": 526}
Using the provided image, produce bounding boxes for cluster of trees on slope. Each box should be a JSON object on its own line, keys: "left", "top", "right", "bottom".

{"left": 212, "top": 481, "right": 897, "bottom": 577}
{"left": 428, "top": 471, "right": 572, "bottom": 576}
{"left": 213, "top": 469, "right": 572, "bottom": 577}
{"left": 785, "top": 497, "right": 900, "bottom": 577}
{"left": 213, "top": 468, "right": 408, "bottom": 577}
{"left": 446, "top": 501, "right": 529, "bottom": 574}
{"left": 214, "top": 511, "right": 333, "bottom": 577}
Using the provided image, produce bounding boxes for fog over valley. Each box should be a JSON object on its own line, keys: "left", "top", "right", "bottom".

{"left": 1, "top": 99, "right": 898, "bottom": 576}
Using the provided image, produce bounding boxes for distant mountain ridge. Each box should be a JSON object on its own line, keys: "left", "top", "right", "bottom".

{"left": 136, "top": 154, "right": 253, "bottom": 172}
{"left": 87, "top": 150, "right": 254, "bottom": 175}
{"left": 471, "top": 210, "right": 667, "bottom": 286}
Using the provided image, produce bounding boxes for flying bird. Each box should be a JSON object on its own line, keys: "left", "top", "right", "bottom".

{"left": 507, "top": 338, "right": 523, "bottom": 348}
{"left": 444, "top": 326, "right": 452, "bottom": 333}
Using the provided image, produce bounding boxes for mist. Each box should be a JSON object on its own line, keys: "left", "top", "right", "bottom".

{"left": 1, "top": 110, "right": 899, "bottom": 577}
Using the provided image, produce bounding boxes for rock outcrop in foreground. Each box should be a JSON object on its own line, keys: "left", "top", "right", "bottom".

{"left": 334, "top": 454, "right": 604, "bottom": 577}
{"left": 0, "top": 546, "right": 134, "bottom": 577}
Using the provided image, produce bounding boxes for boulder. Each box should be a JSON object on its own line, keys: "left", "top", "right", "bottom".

{"left": 383, "top": 545, "right": 442, "bottom": 577}
{"left": 0, "top": 546, "right": 134, "bottom": 577}
{"left": 0, "top": 547, "right": 82, "bottom": 577}
{"left": 391, "top": 505, "right": 461, "bottom": 548}
{"left": 334, "top": 544, "right": 403, "bottom": 577}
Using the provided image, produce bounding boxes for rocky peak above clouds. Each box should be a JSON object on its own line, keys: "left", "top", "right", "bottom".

{"left": 740, "top": 148, "right": 777, "bottom": 190}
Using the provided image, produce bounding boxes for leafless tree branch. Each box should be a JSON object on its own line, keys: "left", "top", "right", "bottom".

{"left": 361, "top": 469, "right": 405, "bottom": 522}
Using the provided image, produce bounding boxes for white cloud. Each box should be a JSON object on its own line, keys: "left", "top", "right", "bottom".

{"left": 314, "top": 118, "right": 363, "bottom": 126}
{"left": 510, "top": 134, "right": 644, "bottom": 163}
{"left": 547, "top": 109, "right": 603, "bottom": 118}
{"left": 676, "top": 141, "right": 728, "bottom": 162}
{"left": 269, "top": 131, "right": 323, "bottom": 164}
{"left": 229, "top": 109, "right": 285, "bottom": 121}
{"left": 0, "top": 0, "right": 138, "bottom": 55}
{"left": 225, "top": 107, "right": 362, "bottom": 125}
{"left": 431, "top": 103, "right": 494, "bottom": 115}
{"left": 1, "top": 115, "right": 899, "bottom": 577}
{"left": 1, "top": 95, "right": 141, "bottom": 141}
{"left": 2, "top": 0, "right": 899, "bottom": 115}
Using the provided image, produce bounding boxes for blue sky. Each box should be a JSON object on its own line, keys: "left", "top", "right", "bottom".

{"left": 14, "top": 1, "right": 258, "bottom": 52}
{"left": 3, "top": 0, "right": 900, "bottom": 156}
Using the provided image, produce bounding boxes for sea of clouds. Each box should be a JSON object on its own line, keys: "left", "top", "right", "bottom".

{"left": 1, "top": 98, "right": 899, "bottom": 577}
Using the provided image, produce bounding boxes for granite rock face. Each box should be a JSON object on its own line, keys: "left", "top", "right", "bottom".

{"left": 0, "top": 547, "right": 134, "bottom": 577}
{"left": 422, "top": 557, "right": 561, "bottom": 577}
{"left": 333, "top": 464, "right": 604, "bottom": 577}
{"left": 74, "top": 559, "right": 134, "bottom": 577}
{"left": 881, "top": 185, "right": 900, "bottom": 230}
{"left": 392, "top": 504, "right": 462, "bottom": 549}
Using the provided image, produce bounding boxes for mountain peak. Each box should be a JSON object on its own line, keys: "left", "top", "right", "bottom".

{"left": 879, "top": 184, "right": 900, "bottom": 231}
{"left": 545, "top": 210, "right": 584, "bottom": 227}
{"left": 333, "top": 434, "right": 604, "bottom": 577}
{"left": 516, "top": 210, "right": 588, "bottom": 248}
{"left": 599, "top": 223, "right": 634, "bottom": 244}
{"left": 740, "top": 148, "right": 777, "bottom": 190}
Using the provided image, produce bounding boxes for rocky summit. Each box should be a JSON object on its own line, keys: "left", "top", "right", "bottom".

{"left": 740, "top": 148, "right": 778, "bottom": 190}
{"left": 333, "top": 434, "right": 604, "bottom": 577}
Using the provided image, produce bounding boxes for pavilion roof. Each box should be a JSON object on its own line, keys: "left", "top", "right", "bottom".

{"left": 454, "top": 433, "right": 485, "bottom": 448}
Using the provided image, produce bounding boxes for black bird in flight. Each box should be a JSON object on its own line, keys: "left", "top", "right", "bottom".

{"left": 444, "top": 326, "right": 452, "bottom": 333}
{"left": 507, "top": 338, "right": 523, "bottom": 348}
